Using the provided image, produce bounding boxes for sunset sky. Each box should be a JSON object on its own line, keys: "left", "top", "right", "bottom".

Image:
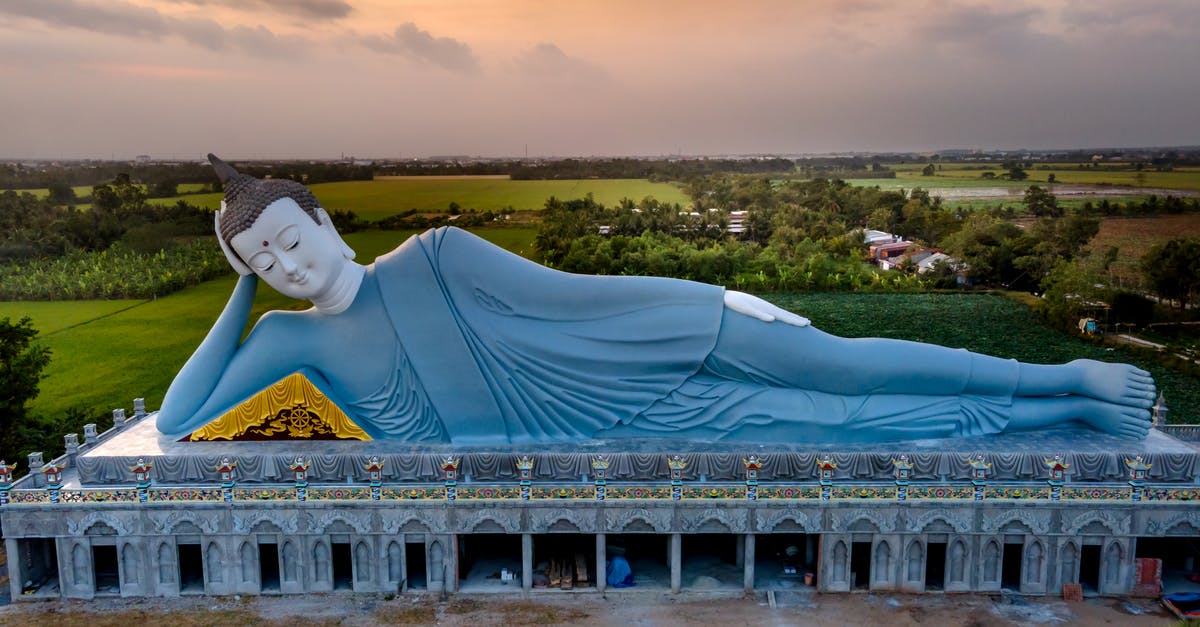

{"left": 1, "top": 0, "right": 1198, "bottom": 159}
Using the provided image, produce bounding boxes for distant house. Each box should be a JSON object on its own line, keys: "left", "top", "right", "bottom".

{"left": 869, "top": 241, "right": 913, "bottom": 264}
{"left": 916, "top": 252, "right": 953, "bottom": 274}
{"left": 863, "top": 229, "right": 899, "bottom": 246}
{"left": 727, "top": 210, "right": 748, "bottom": 235}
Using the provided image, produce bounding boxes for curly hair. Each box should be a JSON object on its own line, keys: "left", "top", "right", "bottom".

{"left": 217, "top": 174, "right": 324, "bottom": 244}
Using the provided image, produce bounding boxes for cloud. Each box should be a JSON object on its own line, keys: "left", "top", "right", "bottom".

{"left": 914, "top": 4, "right": 1055, "bottom": 59}
{"left": 161, "top": 0, "right": 353, "bottom": 21}
{"left": 362, "top": 23, "right": 480, "bottom": 74}
{"left": 514, "top": 43, "right": 609, "bottom": 84}
{"left": 0, "top": 0, "right": 306, "bottom": 57}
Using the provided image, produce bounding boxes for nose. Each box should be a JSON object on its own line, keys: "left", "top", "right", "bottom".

{"left": 278, "top": 255, "right": 300, "bottom": 277}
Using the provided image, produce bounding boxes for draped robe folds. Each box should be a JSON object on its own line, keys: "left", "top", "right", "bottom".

{"left": 374, "top": 227, "right": 725, "bottom": 444}
{"left": 347, "top": 227, "right": 1017, "bottom": 444}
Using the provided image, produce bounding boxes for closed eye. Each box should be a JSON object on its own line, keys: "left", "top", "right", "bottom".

{"left": 248, "top": 252, "right": 276, "bottom": 272}
{"left": 286, "top": 237, "right": 300, "bottom": 251}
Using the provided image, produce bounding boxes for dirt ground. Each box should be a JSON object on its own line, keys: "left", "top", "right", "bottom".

{"left": 0, "top": 590, "right": 1176, "bottom": 626}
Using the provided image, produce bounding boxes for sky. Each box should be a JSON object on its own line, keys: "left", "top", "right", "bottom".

{"left": 1, "top": 0, "right": 1198, "bottom": 159}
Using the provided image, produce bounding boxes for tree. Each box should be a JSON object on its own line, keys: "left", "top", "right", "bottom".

{"left": 148, "top": 179, "right": 178, "bottom": 198}
{"left": 47, "top": 180, "right": 76, "bottom": 205}
{"left": 941, "top": 214, "right": 1023, "bottom": 287}
{"left": 1141, "top": 239, "right": 1200, "bottom": 311}
{"left": 1047, "top": 173, "right": 1056, "bottom": 184}
{"left": 921, "top": 163, "right": 935, "bottom": 176}
{"left": 1007, "top": 166, "right": 1028, "bottom": 181}
{"left": 1023, "top": 185, "right": 1061, "bottom": 217}
{"left": 0, "top": 317, "right": 52, "bottom": 464}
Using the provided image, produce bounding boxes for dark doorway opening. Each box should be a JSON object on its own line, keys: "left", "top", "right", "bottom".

{"left": 16, "top": 538, "right": 59, "bottom": 595}
{"left": 534, "top": 534, "right": 596, "bottom": 590}
{"left": 406, "top": 542, "right": 427, "bottom": 590}
{"left": 607, "top": 534, "right": 669, "bottom": 589}
{"left": 458, "top": 533, "right": 521, "bottom": 591}
{"left": 258, "top": 543, "right": 280, "bottom": 593}
{"left": 92, "top": 545, "right": 119, "bottom": 593}
{"left": 754, "top": 534, "right": 816, "bottom": 589}
{"left": 1001, "top": 543, "right": 1023, "bottom": 590}
{"left": 680, "top": 534, "right": 740, "bottom": 591}
{"left": 177, "top": 544, "right": 204, "bottom": 593}
{"left": 926, "top": 543, "right": 947, "bottom": 591}
{"left": 331, "top": 542, "right": 353, "bottom": 590}
{"left": 851, "top": 542, "right": 871, "bottom": 590}
{"left": 1135, "top": 536, "right": 1200, "bottom": 594}
{"left": 1080, "top": 545, "right": 1102, "bottom": 592}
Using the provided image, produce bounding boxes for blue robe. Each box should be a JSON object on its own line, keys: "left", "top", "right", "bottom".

{"left": 374, "top": 227, "right": 725, "bottom": 444}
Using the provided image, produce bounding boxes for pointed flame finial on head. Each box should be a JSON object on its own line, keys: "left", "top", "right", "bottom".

{"left": 208, "top": 153, "right": 241, "bottom": 184}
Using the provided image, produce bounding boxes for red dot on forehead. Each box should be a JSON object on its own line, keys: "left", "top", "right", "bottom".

{"left": 262, "top": 241, "right": 269, "bottom": 247}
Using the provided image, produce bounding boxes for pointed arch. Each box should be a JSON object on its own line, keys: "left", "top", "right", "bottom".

{"left": 1104, "top": 541, "right": 1123, "bottom": 586}
{"left": 206, "top": 542, "right": 223, "bottom": 583}
{"left": 874, "top": 541, "right": 891, "bottom": 582}
{"left": 72, "top": 543, "right": 88, "bottom": 588}
{"left": 429, "top": 540, "right": 445, "bottom": 583}
{"left": 354, "top": 541, "right": 370, "bottom": 583}
{"left": 906, "top": 539, "right": 924, "bottom": 582}
{"left": 832, "top": 540, "right": 848, "bottom": 583}
{"left": 1060, "top": 542, "right": 1078, "bottom": 585}
{"left": 122, "top": 543, "right": 140, "bottom": 585}
{"left": 1026, "top": 541, "right": 1044, "bottom": 584}
{"left": 388, "top": 542, "right": 403, "bottom": 583}
{"left": 158, "top": 543, "right": 175, "bottom": 585}
{"left": 948, "top": 539, "right": 966, "bottom": 584}
{"left": 239, "top": 541, "right": 256, "bottom": 584}
{"left": 983, "top": 540, "right": 1001, "bottom": 583}
{"left": 313, "top": 541, "right": 330, "bottom": 583}
{"left": 282, "top": 541, "right": 299, "bottom": 583}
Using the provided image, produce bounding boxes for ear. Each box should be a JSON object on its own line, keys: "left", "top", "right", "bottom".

{"left": 317, "top": 206, "right": 356, "bottom": 261}
{"left": 215, "top": 206, "right": 254, "bottom": 276}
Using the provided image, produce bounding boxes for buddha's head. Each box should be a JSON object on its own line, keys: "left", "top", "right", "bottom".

{"left": 210, "top": 154, "right": 358, "bottom": 303}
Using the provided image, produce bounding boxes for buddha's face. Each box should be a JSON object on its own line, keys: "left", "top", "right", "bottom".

{"left": 230, "top": 198, "right": 348, "bottom": 301}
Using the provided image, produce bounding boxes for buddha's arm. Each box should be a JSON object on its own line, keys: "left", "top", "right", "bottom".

{"left": 158, "top": 276, "right": 301, "bottom": 435}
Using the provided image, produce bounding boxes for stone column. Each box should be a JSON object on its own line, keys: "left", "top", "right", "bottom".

{"left": 521, "top": 533, "right": 533, "bottom": 591}
{"left": 5, "top": 538, "right": 21, "bottom": 601}
{"left": 595, "top": 533, "right": 607, "bottom": 593}
{"left": 64, "top": 434, "right": 80, "bottom": 467}
{"left": 83, "top": 424, "right": 98, "bottom": 446}
{"left": 670, "top": 533, "right": 681, "bottom": 593}
{"left": 743, "top": 534, "right": 756, "bottom": 592}
{"left": 27, "top": 452, "right": 44, "bottom": 488}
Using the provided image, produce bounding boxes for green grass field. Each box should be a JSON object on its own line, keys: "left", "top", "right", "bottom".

{"left": 874, "top": 163, "right": 1200, "bottom": 192}
{"left": 8, "top": 183, "right": 210, "bottom": 201}
{"left": 148, "top": 178, "right": 690, "bottom": 220}
{"left": 5, "top": 227, "right": 537, "bottom": 422}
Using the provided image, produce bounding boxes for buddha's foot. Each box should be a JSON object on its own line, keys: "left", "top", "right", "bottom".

{"left": 1077, "top": 397, "right": 1153, "bottom": 439}
{"left": 1071, "top": 359, "right": 1156, "bottom": 408}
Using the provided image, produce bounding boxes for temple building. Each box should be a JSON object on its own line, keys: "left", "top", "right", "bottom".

{"left": 3, "top": 399, "right": 1199, "bottom": 600}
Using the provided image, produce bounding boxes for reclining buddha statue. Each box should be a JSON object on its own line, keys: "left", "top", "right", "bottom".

{"left": 156, "top": 155, "right": 1156, "bottom": 444}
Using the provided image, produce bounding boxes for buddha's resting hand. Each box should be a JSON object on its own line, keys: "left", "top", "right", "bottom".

{"left": 723, "top": 290, "right": 810, "bottom": 327}
{"left": 214, "top": 209, "right": 254, "bottom": 276}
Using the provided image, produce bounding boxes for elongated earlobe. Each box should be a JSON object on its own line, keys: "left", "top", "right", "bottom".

{"left": 317, "top": 207, "right": 356, "bottom": 261}
{"left": 215, "top": 207, "right": 254, "bottom": 276}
